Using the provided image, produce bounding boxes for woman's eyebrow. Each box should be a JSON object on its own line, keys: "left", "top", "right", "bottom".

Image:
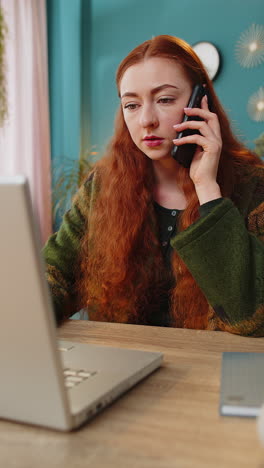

{"left": 120, "top": 84, "right": 179, "bottom": 99}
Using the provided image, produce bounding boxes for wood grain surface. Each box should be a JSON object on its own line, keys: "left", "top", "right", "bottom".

{"left": 1, "top": 320, "right": 264, "bottom": 468}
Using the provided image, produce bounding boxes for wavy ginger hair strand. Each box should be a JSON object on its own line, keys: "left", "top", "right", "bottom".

{"left": 78, "top": 35, "right": 261, "bottom": 329}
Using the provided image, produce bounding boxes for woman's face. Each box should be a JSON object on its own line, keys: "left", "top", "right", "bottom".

{"left": 120, "top": 57, "right": 193, "bottom": 162}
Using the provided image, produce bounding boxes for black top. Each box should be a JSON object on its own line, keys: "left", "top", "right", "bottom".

{"left": 154, "top": 202, "right": 181, "bottom": 267}
{"left": 148, "top": 198, "right": 223, "bottom": 327}
{"left": 154, "top": 197, "right": 223, "bottom": 264}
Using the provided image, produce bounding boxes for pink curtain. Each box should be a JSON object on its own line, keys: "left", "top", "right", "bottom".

{"left": 0, "top": 0, "right": 52, "bottom": 244}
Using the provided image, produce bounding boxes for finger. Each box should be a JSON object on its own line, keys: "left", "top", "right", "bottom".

{"left": 183, "top": 106, "right": 221, "bottom": 135}
{"left": 201, "top": 94, "right": 209, "bottom": 111}
{"left": 173, "top": 120, "right": 215, "bottom": 138}
{"left": 173, "top": 134, "right": 221, "bottom": 155}
{"left": 184, "top": 106, "right": 212, "bottom": 120}
{"left": 173, "top": 134, "right": 206, "bottom": 147}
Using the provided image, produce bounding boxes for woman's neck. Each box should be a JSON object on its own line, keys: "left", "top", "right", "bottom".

{"left": 152, "top": 159, "right": 187, "bottom": 210}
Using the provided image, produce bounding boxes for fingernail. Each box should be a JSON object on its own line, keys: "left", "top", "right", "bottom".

{"left": 173, "top": 124, "right": 180, "bottom": 128}
{"left": 184, "top": 107, "right": 191, "bottom": 110}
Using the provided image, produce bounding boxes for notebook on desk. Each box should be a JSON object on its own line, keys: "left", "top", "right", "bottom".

{"left": 220, "top": 352, "right": 264, "bottom": 417}
{"left": 0, "top": 175, "right": 163, "bottom": 431}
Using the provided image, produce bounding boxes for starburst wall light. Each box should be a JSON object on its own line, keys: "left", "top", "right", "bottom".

{"left": 247, "top": 87, "right": 264, "bottom": 122}
{"left": 235, "top": 24, "right": 264, "bottom": 68}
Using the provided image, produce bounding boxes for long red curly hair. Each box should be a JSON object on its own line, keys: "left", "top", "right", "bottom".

{"left": 76, "top": 35, "right": 261, "bottom": 329}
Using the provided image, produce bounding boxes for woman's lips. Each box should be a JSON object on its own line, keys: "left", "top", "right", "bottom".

{"left": 143, "top": 137, "right": 164, "bottom": 147}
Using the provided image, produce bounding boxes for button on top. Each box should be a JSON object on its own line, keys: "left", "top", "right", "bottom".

{"left": 162, "top": 241, "right": 168, "bottom": 246}
{"left": 171, "top": 210, "right": 177, "bottom": 216}
{"left": 168, "top": 226, "right": 173, "bottom": 232}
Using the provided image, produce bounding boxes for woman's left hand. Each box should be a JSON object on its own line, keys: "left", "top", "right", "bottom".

{"left": 173, "top": 94, "right": 222, "bottom": 203}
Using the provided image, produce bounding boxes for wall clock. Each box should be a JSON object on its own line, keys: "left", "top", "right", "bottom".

{"left": 192, "top": 41, "right": 221, "bottom": 80}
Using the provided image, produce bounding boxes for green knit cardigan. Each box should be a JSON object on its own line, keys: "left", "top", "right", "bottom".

{"left": 43, "top": 164, "right": 264, "bottom": 336}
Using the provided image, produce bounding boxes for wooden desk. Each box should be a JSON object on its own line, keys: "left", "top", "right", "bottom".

{"left": 1, "top": 321, "right": 264, "bottom": 468}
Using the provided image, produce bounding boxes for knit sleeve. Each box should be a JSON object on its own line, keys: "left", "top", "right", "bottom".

{"left": 42, "top": 174, "right": 95, "bottom": 324}
{"left": 170, "top": 197, "right": 264, "bottom": 337}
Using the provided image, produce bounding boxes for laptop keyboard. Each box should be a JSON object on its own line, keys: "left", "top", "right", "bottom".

{"left": 63, "top": 368, "right": 97, "bottom": 388}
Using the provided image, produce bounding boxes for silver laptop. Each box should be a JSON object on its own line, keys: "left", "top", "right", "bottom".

{"left": 0, "top": 175, "right": 163, "bottom": 431}
{"left": 220, "top": 352, "right": 264, "bottom": 417}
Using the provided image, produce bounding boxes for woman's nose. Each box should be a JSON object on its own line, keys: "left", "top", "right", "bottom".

{"left": 139, "top": 105, "right": 158, "bottom": 128}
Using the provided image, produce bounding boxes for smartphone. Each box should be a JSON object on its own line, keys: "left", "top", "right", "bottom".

{"left": 171, "top": 84, "right": 206, "bottom": 168}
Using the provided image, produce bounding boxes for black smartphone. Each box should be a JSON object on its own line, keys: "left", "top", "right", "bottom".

{"left": 171, "top": 84, "right": 206, "bottom": 168}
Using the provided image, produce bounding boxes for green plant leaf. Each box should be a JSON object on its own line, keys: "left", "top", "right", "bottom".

{"left": 52, "top": 150, "right": 93, "bottom": 225}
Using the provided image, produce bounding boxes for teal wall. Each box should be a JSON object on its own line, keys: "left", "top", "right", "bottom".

{"left": 47, "top": 0, "right": 82, "bottom": 164}
{"left": 90, "top": 0, "right": 264, "bottom": 157}
{"left": 47, "top": 0, "right": 91, "bottom": 228}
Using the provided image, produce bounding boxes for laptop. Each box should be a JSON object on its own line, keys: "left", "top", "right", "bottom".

{"left": 219, "top": 352, "right": 264, "bottom": 417}
{"left": 0, "top": 175, "right": 163, "bottom": 431}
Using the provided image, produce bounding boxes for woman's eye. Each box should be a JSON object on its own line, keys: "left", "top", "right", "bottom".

{"left": 124, "top": 103, "right": 139, "bottom": 110}
{"left": 158, "top": 98, "right": 176, "bottom": 104}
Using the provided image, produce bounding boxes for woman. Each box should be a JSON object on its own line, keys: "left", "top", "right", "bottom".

{"left": 44, "top": 35, "right": 264, "bottom": 335}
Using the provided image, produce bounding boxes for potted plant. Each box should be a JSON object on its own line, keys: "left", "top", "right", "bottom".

{"left": 52, "top": 148, "right": 95, "bottom": 227}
